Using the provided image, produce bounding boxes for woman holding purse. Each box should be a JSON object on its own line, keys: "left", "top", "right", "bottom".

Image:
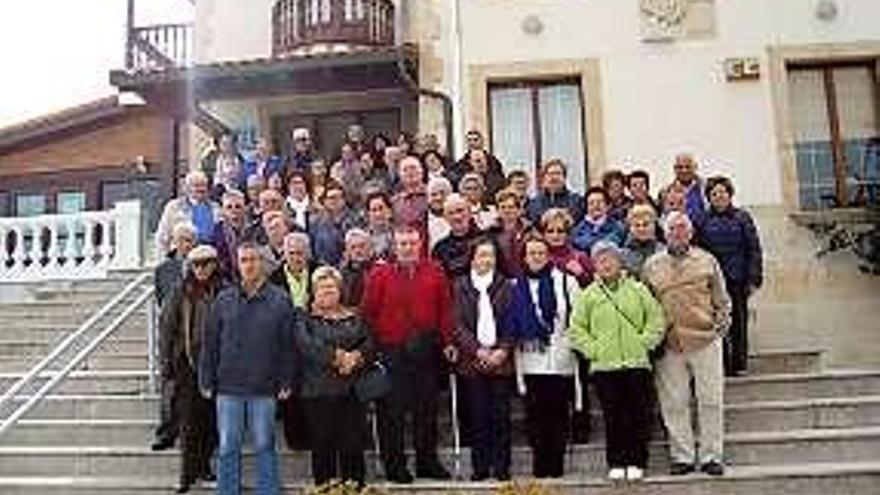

{"left": 297, "top": 266, "right": 375, "bottom": 487}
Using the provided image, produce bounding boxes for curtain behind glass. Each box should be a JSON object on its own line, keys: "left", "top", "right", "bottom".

{"left": 490, "top": 87, "right": 535, "bottom": 176}
{"left": 539, "top": 84, "right": 587, "bottom": 192}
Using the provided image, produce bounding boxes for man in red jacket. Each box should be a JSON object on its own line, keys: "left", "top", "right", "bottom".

{"left": 361, "top": 226, "right": 458, "bottom": 483}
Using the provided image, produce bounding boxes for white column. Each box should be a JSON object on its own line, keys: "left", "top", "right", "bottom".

{"left": 111, "top": 200, "right": 143, "bottom": 270}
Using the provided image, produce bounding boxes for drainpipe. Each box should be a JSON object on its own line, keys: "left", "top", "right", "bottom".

{"left": 395, "top": 48, "right": 455, "bottom": 161}
{"left": 450, "top": 0, "right": 465, "bottom": 158}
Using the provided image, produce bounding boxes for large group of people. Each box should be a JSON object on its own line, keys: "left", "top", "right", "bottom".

{"left": 153, "top": 126, "right": 764, "bottom": 494}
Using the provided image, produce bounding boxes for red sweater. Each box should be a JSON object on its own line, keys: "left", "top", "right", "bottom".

{"left": 360, "top": 259, "right": 454, "bottom": 348}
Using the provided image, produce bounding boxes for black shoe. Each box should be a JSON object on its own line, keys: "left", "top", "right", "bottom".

{"left": 670, "top": 463, "right": 696, "bottom": 476}
{"left": 470, "top": 473, "right": 489, "bottom": 482}
{"left": 151, "top": 437, "right": 175, "bottom": 451}
{"left": 495, "top": 472, "right": 511, "bottom": 482}
{"left": 702, "top": 461, "right": 725, "bottom": 476}
{"left": 175, "top": 481, "right": 191, "bottom": 493}
{"left": 199, "top": 471, "right": 216, "bottom": 482}
{"left": 416, "top": 461, "right": 452, "bottom": 480}
{"left": 386, "top": 468, "right": 414, "bottom": 484}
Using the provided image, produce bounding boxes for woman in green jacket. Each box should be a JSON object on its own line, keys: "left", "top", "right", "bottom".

{"left": 570, "top": 240, "right": 666, "bottom": 482}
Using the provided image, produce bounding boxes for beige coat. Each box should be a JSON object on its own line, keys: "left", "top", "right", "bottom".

{"left": 643, "top": 246, "right": 732, "bottom": 353}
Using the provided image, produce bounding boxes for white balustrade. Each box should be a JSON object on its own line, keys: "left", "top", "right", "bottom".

{"left": 0, "top": 201, "right": 144, "bottom": 283}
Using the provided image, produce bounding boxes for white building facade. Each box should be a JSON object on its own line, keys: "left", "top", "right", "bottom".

{"left": 189, "top": 0, "right": 880, "bottom": 365}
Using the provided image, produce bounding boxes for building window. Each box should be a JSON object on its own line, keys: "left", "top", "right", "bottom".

{"left": 14, "top": 193, "right": 46, "bottom": 217}
{"left": 0, "top": 191, "right": 9, "bottom": 217}
{"left": 788, "top": 62, "right": 880, "bottom": 209}
{"left": 489, "top": 79, "right": 588, "bottom": 192}
{"left": 57, "top": 191, "right": 87, "bottom": 214}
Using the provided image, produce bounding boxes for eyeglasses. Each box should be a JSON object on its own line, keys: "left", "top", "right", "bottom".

{"left": 191, "top": 259, "right": 216, "bottom": 268}
{"left": 544, "top": 228, "right": 567, "bottom": 234}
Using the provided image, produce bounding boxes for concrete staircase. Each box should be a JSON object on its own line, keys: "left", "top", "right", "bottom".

{"left": 0, "top": 275, "right": 878, "bottom": 494}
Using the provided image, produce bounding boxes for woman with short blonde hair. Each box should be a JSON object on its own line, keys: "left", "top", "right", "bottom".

{"left": 297, "top": 263, "right": 374, "bottom": 487}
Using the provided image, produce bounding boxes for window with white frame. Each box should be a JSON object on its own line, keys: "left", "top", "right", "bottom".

{"left": 15, "top": 193, "right": 46, "bottom": 217}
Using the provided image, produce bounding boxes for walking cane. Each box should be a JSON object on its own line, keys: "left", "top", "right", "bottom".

{"left": 449, "top": 372, "right": 462, "bottom": 480}
{"left": 370, "top": 402, "right": 382, "bottom": 477}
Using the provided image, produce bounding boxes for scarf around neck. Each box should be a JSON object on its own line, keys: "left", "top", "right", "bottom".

{"left": 509, "top": 265, "right": 558, "bottom": 344}
{"left": 471, "top": 270, "right": 497, "bottom": 347}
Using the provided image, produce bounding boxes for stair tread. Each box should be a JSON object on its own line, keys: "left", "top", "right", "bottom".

{"left": 4, "top": 426, "right": 880, "bottom": 452}
{"left": 0, "top": 461, "right": 878, "bottom": 487}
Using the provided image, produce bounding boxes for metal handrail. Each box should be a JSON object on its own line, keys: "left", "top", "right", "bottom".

{"left": 0, "top": 273, "right": 153, "bottom": 434}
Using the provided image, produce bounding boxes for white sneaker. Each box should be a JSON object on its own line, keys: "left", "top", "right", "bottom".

{"left": 626, "top": 466, "right": 644, "bottom": 481}
{"left": 608, "top": 468, "right": 626, "bottom": 481}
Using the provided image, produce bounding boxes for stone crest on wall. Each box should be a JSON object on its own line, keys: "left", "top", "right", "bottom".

{"left": 639, "top": 0, "right": 716, "bottom": 42}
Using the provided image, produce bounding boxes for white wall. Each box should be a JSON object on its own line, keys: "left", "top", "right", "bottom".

{"left": 193, "top": 0, "right": 880, "bottom": 205}
{"left": 452, "top": 0, "right": 880, "bottom": 206}
{"left": 195, "top": 0, "right": 275, "bottom": 63}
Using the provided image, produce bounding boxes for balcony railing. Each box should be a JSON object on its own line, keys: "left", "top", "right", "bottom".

{"left": 272, "top": 0, "right": 395, "bottom": 56}
{"left": 127, "top": 23, "right": 193, "bottom": 71}
{"left": 0, "top": 201, "right": 144, "bottom": 282}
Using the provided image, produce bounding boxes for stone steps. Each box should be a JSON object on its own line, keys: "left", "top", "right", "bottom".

{"left": 0, "top": 323, "right": 147, "bottom": 345}
{"left": 1, "top": 426, "right": 879, "bottom": 477}
{"left": 725, "top": 370, "right": 880, "bottom": 402}
{"left": 9, "top": 393, "right": 880, "bottom": 439}
{"left": 5, "top": 368, "right": 878, "bottom": 400}
{"left": 0, "top": 462, "right": 878, "bottom": 494}
{"left": 0, "top": 352, "right": 149, "bottom": 372}
{"left": 746, "top": 348, "right": 823, "bottom": 375}
{"left": 0, "top": 336, "right": 148, "bottom": 359}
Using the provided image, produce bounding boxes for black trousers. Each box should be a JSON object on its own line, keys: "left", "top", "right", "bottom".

{"left": 725, "top": 282, "right": 750, "bottom": 376}
{"left": 592, "top": 369, "right": 652, "bottom": 469}
{"left": 280, "top": 396, "right": 311, "bottom": 450}
{"left": 571, "top": 355, "right": 592, "bottom": 443}
{"left": 377, "top": 342, "right": 441, "bottom": 473}
{"left": 461, "top": 374, "right": 512, "bottom": 478}
{"left": 303, "top": 396, "right": 367, "bottom": 486}
{"left": 153, "top": 375, "right": 179, "bottom": 445}
{"left": 524, "top": 375, "right": 573, "bottom": 478}
{"left": 177, "top": 362, "right": 217, "bottom": 484}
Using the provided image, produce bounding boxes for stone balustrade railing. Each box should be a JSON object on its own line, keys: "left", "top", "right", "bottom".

{"left": 0, "top": 201, "right": 143, "bottom": 283}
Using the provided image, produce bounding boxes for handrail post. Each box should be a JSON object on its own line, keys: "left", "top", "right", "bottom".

{"left": 147, "top": 298, "right": 158, "bottom": 394}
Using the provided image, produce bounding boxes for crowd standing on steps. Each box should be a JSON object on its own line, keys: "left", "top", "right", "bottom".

{"left": 153, "top": 126, "right": 762, "bottom": 491}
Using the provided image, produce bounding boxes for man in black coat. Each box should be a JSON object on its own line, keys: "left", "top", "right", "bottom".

{"left": 152, "top": 221, "right": 196, "bottom": 451}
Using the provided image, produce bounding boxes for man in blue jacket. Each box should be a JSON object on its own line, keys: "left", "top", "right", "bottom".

{"left": 525, "top": 159, "right": 585, "bottom": 224}
{"left": 200, "top": 241, "right": 298, "bottom": 495}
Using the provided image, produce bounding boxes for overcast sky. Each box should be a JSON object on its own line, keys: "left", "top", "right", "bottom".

{"left": 0, "top": 0, "right": 193, "bottom": 128}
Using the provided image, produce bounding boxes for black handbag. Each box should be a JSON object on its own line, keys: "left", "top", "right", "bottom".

{"left": 354, "top": 359, "right": 392, "bottom": 402}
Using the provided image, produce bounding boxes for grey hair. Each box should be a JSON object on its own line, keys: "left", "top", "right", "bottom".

{"left": 443, "top": 192, "right": 469, "bottom": 212}
{"left": 221, "top": 188, "right": 245, "bottom": 203}
{"left": 427, "top": 176, "right": 453, "bottom": 195}
{"left": 663, "top": 211, "right": 693, "bottom": 235}
{"left": 459, "top": 172, "right": 485, "bottom": 189}
{"left": 311, "top": 265, "right": 344, "bottom": 290}
{"left": 171, "top": 221, "right": 197, "bottom": 240}
{"left": 344, "top": 227, "right": 370, "bottom": 245}
{"left": 283, "top": 232, "right": 312, "bottom": 258}
{"left": 184, "top": 170, "right": 208, "bottom": 187}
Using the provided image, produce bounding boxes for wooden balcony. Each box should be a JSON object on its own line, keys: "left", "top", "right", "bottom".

{"left": 272, "top": 0, "right": 395, "bottom": 57}
{"left": 126, "top": 23, "right": 193, "bottom": 71}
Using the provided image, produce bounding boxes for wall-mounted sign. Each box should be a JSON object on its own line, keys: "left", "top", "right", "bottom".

{"left": 724, "top": 57, "right": 761, "bottom": 82}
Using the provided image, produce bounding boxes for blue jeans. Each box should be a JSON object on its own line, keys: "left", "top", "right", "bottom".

{"left": 216, "top": 395, "right": 280, "bottom": 495}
